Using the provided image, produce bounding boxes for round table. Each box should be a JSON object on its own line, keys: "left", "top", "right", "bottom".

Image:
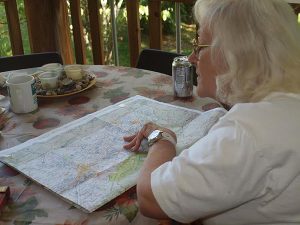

{"left": 0, "top": 65, "right": 221, "bottom": 225}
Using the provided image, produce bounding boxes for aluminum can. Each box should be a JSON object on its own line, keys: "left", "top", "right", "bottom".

{"left": 172, "top": 56, "right": 193, "bottom": 98}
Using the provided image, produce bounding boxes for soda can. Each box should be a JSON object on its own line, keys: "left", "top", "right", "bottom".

{"left": 172, "top": 56, "right": 193, "bottom": 98}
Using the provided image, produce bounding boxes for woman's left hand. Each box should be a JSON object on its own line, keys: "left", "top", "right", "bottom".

{"left": 123, "top": 122, "right": 176, "bottom": 152}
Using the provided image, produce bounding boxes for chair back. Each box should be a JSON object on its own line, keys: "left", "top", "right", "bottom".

{"left": 136, "top": 49, "right": 197, "bottom": 85}
{"left": 136, "top": 49, "right": 184, "bottom": 76}
{"left": 0, "top": 52, "right": 63, "bottom": 72}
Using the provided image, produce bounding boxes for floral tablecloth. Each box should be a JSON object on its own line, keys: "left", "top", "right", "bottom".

{"left": 0, "top": 65, "right": 221, "bottom": 225}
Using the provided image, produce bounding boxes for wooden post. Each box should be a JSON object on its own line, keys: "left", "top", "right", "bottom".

{"left": 52, "top": 0, "right": 73, "bottom": 64}
{"left": 69, "top": 0, "right": 87, "bottom": 64}
{"left": 23, "top": 0, "right": 73, "bottom": 64}
{"left": 24, "top": 0, "right": 57, "bottom": 52}
{"left": 126, "top": 0, "right": 141, "bottom": 67}
{"left": 87, "top": 0, "right": 104, "bottom": 65}
{"left": 4, "top": 0, "right": 24, "bottom": 55}
{"left": 148, "top": 0, "right": 162, "bottom": 49}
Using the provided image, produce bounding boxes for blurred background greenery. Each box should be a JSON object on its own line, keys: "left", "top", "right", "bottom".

{"left": 0, "top": 0, "right": 196, "bottom": 66}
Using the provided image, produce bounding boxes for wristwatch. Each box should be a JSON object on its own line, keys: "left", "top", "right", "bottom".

{"left": 147, "top": 129, "right": 177, "bottom": 147}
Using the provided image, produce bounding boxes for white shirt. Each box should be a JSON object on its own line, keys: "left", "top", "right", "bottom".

{"left": 151, "top": 92, "right": 300, "bottom": 225}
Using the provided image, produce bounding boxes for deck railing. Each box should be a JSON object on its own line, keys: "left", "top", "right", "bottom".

{"left": 1, "top": 0, "right": 299, "bottom": 67}
{"left": 0, "top": 0, "right": 196, "bottom": 67}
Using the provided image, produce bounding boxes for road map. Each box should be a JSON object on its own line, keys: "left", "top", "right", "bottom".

{"left": 0, "top": 95, "right": 226, "bottom": 213}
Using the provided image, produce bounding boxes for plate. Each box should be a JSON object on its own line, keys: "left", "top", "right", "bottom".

{"left": 37, "top": 79, "right": 96, "bottom": 98}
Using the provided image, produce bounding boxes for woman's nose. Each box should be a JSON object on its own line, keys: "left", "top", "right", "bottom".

{"left": 188, "top": 52, "right": 198, "bottom": 66}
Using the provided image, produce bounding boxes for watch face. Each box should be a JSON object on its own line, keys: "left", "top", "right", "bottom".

{"left": 148, "top": 130, "right": 161, "bottom": 140}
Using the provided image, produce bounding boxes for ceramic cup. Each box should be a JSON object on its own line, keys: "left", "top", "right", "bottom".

{"left": 6, "top": 74, "right": 38, "bottom": 114}
{"left": 38, "top": 72, "right": 59, "bottom": 89}
{"left": 64, "top": 65, "right": 83, "bottom": 80}
{"left": 41, "top": 63, "right": 63, "bottom": 78}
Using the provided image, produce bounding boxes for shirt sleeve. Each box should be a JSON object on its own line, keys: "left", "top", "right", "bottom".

{"left": 151, "top": 119, "right": 270, "bottom": 223}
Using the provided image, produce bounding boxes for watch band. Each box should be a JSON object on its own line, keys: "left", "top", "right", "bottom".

{"left": 160, "top": 132, "right": 177, "bottom": 146}
{"left": 148, "top": 129, "right": 177, "bottom": 147}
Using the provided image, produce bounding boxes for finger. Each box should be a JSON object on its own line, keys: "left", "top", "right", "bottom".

{"left": 123, "top": 136, "right": 138, "bottom": 150}
{"left": 131, "top": 130, "right": 145, "bottom": 151}
{"left": 123, "top": 140, "right": 135, "bottom": 150}
{"left": 129, "top": 122, "right": 158, "bottom": 151}
{"left": 123, "top": 134, "right": 136, "bottom": 142}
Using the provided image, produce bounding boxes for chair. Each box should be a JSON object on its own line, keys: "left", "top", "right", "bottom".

{"left": 136, "top": 48, "right": 183, "bottom": 76}
{"left": 136, "top": 48, "right": 197, "bottom": 85}
{"left": 0, "top": 52, "right": 63, "bottom": 72}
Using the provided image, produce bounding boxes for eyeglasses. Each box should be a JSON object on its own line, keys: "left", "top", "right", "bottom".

{"left": 192, "top": 38, "right": 211, "bottom": 56}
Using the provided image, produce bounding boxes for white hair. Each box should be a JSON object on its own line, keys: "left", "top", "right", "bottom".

{"left": 194, "top": 0, "right": 300, "bottom": 105}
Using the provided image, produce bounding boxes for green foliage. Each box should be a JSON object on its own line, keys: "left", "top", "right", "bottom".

{"left": 0, "top": 0, "right": 29, "bottom": 56}
{"left": 0, "top": 3, "right": 11, "bottom": 56}
{"left": 161, "top": 3, "right": 176, "bottom": 35}
{"left": 139, "top": 5, "right": 149, "bottom": 34}
{"left": 16, "top": 0, "right": 30, "bottom": 54}
{"left": 0, "top": 35, "right": 11, "bottom": 56}
{"left": 139, "top": 1, "right": 194, "bottom": 36}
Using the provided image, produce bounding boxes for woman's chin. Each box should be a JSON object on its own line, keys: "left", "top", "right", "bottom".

{"left": 196, "top": 90, "right": 207, "bottom": 98}
{"left": 196, "top": 88, "right": 215, "bottom": 99}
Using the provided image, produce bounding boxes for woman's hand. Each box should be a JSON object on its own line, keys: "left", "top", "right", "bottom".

{"left": 124, "top": 122, "right": 177, "bottom": 218}
{"left": 123, "top": 122, "right": 176, "bottom": 152}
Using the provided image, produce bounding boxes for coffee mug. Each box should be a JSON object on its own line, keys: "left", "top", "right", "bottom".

{"left": 6, "top": 75, "right": 38, "bottom": 113}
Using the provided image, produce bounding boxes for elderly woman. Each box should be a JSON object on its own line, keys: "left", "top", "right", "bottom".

{"left": 124, "top": 0, "right": 300, "bottom": 224}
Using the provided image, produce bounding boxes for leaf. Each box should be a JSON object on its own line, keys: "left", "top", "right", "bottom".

{"left": 14, "top": 197, "right": 39, "bottom": 213}
{"left": 133, "top": 87, "right": 166, "bottom": 99}
{"left": 123, "top": 69, "right": 149, "bottom": 78}
{"left": 104, "top": 206, "right": 120, "bottom": 222}
{"left": 23, "top": 178, "right": 32, "bottom": 186}
{"left": 103, "top": 87, "right": 128, "bottom": 99}
{"left": 3, "top": 196, "right": 49, "bottom": 225}
{"left": 33, "top": 209, "right": 48, "bottom": 217}
{"left": 120, "top": 204, "right": 138, "bottom": 223}
{"left": 14, "top": 209, "right": 47, "bottom": 225}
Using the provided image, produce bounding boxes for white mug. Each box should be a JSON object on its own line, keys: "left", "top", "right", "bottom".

{"left": 6, "top": 75, "right": 38, "bottom": 113}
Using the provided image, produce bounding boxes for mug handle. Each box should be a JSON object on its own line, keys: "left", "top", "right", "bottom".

{"left": 6, "top": 72, "right": 12, "bottom": 83}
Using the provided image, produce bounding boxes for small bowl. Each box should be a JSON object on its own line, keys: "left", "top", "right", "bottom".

{"left": 41, "top": 63, "right": 63, "bottom": 77}
{"left": 64, "top": 65, "right": 83, "bottom": 80}
{"left": 38, "top": 72, "right": 59, "bottom": 89}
